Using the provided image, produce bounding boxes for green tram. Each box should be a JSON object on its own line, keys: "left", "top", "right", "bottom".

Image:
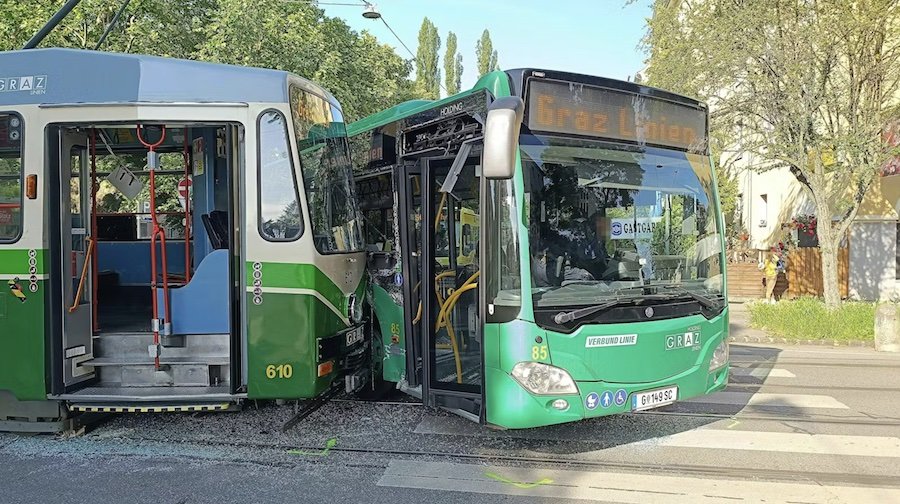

{"left": 351, "top": 69, "right": 730, "bottom": 429}
{"left": 0, "top": 49, "right": 367, "bottom": 432}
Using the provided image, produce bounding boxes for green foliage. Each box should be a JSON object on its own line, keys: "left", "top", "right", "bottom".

{"left": 415, "top": 17, "right": 441, "bottom": 100}
{"left": 475, "top": 29, "right": 498, "bottom": 77}
{"left": 748, "top": 298, "right": 876, "bottom": 342}
{"left": 443, "top": 31, "right": 463, "bottom": 96}
{"left": 1, "top": 0, "right": 414, "bottom": 121}
{"left": 643, "top": 0, "right": 900, "bottom": 308}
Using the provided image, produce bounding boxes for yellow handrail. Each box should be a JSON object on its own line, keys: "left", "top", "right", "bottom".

{"left": 435, "top": 282, "right": 478, "bottom": 383}
{"left": 68, "top": 237, "right": 94, "bottom": 313}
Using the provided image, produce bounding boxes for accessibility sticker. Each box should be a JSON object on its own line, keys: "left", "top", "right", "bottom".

{"left": 614, "top": 389, "right": 627, "bottom": 406}
{"left": 599, "top": 391, "right": 614, "bottom": 408}
{"left": 585, "top": 392, "right": 600, "bottom": 410}
{"left": 585, "top": 334, "right": 637, "bottom": 348}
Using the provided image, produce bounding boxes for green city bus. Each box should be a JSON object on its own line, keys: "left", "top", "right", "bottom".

{"left": 351, "top": 69, "right": 729, "bottom": 429}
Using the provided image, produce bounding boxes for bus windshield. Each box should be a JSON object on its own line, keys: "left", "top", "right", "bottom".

{"left": 521, "top": 135, "right": 724, "bottom": 308}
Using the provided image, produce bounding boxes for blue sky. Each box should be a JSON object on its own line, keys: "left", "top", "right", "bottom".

{"left": 319, "top": 0, "right": 652, "bottom": 95}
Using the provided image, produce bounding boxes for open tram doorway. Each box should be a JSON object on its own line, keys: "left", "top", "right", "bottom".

{"left": 48, "top": 122, "right": 243, "bottom": 404}
{"left": 399, "top": 151, "right": 485, "bottom": 419}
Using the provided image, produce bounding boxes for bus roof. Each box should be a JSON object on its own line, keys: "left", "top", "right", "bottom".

{"left": 347, "top": 68, "right": 706, "bottom": 138}
{"left": 346, "top": 71, "right": 510, "bottom": 136}
{"left": 0, "top": 48, "right": 316, "bottom": 106}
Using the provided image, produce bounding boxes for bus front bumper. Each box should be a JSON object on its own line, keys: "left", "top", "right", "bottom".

{"left": 484, "top": 361, "right": 729, "bottom": 430}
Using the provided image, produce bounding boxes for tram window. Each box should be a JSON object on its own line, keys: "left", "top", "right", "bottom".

{"left": 0, "top": 113, "right": 23, "bottom": 243}
{"left": 258, "top": 110, "right": 303, "bottom": 241}
{"left": 290, "top": 85, "right": 363, "bottom": 253}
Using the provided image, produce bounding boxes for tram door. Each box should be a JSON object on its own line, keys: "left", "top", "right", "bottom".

{"left": 58, "top": 130, "right": 95, "bottom": 387}
{"left": 400, "top": 154, "right": 483, "bottom": 418}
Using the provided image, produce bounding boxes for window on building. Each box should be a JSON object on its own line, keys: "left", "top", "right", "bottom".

{"left": 895, "top": 223, "right": 900, "bottom": 280}
{"left": 258, "top": 110, "right": 303, "bottom": 241}
{"left": 759, "top": 194, "right": 768, "bottom": 227}
{"left": 0, "top": 113, "right": 23, "bottom": 242}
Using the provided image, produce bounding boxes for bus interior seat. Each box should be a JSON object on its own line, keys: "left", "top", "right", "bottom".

{"left": 156, "top": 249, "right": 229, "bottom": 335}
{"left": 202, "top": 211, "right": 229, "bottom": 250}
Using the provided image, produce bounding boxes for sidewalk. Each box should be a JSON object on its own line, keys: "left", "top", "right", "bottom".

{"left": 728, "top": 302, "right": 771, "bottom": 343}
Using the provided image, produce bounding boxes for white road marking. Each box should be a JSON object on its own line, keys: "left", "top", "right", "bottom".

{"left": 635, "top": 429, "right": 900, "bottom": 458}
{"left": 685, "top": 391, "right": 848, "bottom": 409}
{"left": 730, "top": 367, "right": 796, "bottom": 379}
{"left": 378, "top": 460, "right": 900, "bottom": 503}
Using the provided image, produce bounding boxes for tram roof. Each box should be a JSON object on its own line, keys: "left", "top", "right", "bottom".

{"left": 0, "top": 48, "right": 306, "bottom": 106}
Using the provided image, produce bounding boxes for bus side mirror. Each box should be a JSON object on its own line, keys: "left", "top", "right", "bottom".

{"left": 482, "top": 97, "right": 524, "bottom": 179}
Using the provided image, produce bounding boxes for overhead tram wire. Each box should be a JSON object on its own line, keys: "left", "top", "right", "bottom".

{"left": 282, "top": 0, "right": 449, "bottom": 96}
{"left": 377, "top": 13, "right": 449, "bottom": 96}
{"left": 95, "top": 0, "right": 133, "bottom": 50}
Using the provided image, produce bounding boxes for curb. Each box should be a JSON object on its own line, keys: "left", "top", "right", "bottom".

{"left": 728, "top": 334, "right": 872, "bottom": 347}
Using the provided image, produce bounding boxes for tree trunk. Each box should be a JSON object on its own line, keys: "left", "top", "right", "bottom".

{"left": 815, "top": 204, "right": 842, "bottom": 309}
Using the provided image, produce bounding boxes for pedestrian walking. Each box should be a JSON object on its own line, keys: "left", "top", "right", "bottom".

{"left": 758, "top": 252, "right": 780, "bottom": 304}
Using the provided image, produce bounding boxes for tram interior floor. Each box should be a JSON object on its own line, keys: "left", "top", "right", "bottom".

{"left": 98, "top": 286, "right": 153, "bottom": 333}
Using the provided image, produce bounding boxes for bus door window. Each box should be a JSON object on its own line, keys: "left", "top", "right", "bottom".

{"left": 430, "top": 156, "right": 481, "bottom": 389}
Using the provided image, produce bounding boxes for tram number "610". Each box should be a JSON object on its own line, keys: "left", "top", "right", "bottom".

{"left": 265, "top": 364, "right": 293, "bottom": 379}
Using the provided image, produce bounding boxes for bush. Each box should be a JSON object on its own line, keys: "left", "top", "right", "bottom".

{"left": 748, "top": 298, "right": 876, "bottom": 342}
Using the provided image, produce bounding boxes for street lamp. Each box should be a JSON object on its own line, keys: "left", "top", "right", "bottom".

{"left": 362, "top": 3, "right": 381, "bottom": 19}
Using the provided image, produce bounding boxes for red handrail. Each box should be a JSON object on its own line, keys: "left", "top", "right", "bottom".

{"left": 137, "top": 124, "right": 170, "bottom": 370}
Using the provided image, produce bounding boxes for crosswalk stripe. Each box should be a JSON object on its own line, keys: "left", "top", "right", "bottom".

{"left": 634, "top": 429, "right": 900, "bottom": 458}
{"left": 730, "top": 367, "right": 796, "bottom": 379}
{"left": 684, "top": 391, "right": 848, "bottom": 409}
{"left": 378, "top": 460, "right": 900, "bottom": 503}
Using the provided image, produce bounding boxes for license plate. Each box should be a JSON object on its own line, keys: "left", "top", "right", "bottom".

{"left": 345, "top": 326, "right": 364, "bottom": 347}
{"left": 632, "top": 385, "right": 678, "bottom": 411}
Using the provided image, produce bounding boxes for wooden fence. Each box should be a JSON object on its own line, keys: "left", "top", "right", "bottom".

{"left": 786, "top": 247, "right": 849, "bottom": 299}
{"left": 727, "top": 247, "right": 848, "bottom": 300}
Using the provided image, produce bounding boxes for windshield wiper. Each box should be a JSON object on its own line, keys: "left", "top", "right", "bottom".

{"left": 650, "top": 286, "right": 722, "bottom": 310}
{"left": 553, "top": 298, "right": 636, "bottom": 324}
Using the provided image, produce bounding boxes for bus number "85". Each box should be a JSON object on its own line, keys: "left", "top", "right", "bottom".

{"left": 266, "top": 364, "right": 293, "bottom": 379}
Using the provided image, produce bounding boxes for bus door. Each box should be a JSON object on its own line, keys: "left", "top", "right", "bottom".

{"left": 400, "top": 151, "right": 483, "bottom": 419}
{"left": 57, "top": 130, "right": 95, "bottom": 387}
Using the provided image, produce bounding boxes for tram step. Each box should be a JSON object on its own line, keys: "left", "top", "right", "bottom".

{"left": 87, "top": 356, "right": 230, "bottom": 366}
{"left": 55, "top": 385, "right": 235, "bottom": 403}
{"left": 93, "top": 332, "right": 230, "bottom": 359}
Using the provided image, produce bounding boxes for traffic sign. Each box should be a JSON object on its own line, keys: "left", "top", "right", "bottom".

{"left": 177, "top": 178, "right": 192, "bottom": 210}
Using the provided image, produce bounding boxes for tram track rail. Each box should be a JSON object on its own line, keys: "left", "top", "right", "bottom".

{"left": 86, "top": 431, "right": 900, "bottom": 489}
{"left": 331, "top": 398, "right": 900, "bottom": 427}
{"left": 729, "top": 359, "right": 900, "bottom": 369}
{"left": 725, "top": 381, "right": 900, "bottom": 393}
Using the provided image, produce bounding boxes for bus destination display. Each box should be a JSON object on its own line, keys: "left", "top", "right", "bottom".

{"left": 527, "top": 79, "right": 707, "bottom": 153}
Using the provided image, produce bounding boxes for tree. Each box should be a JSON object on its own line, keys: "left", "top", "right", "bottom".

{"left": 415, "top": 17, "right": 441, "bottom": 99}
{"left": 0, "top": 0, "right": 215, "bottom": 55}
{"left": 444, "top": 31, "right": 463, "bottom": 95}
{"left": 643, "top": 0, "right": 900, "bottom": 308}
{"left": 0, "top": 0, "right": 414, "bottom": 121}
{"left": 475, "top": 29, "right": 499, "bottom": 77}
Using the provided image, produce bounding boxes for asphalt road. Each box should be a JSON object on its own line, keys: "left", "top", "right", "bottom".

{"left": 1, "top": 343, "right": 899, "bottom": 504}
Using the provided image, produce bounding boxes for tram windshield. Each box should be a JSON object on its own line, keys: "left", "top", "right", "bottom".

{"left": 290, "top": 85, "right": 364, "bottom": 253}
{"left": 521, "top": 135, "right": 725, "bottom": 308}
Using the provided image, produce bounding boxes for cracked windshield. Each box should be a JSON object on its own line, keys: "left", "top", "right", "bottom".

{"left": 523, "top": 138, "right": 724, "bottom": 307}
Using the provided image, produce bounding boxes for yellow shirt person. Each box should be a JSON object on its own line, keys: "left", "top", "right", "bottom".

{"left": 758, "top": 253, "right": 780, "bottom": 303}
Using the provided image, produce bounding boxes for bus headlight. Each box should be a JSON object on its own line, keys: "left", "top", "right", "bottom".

{"left": 348, "top": 294, "right": 363, "bottom": 324}
{"left": 511, "top": 362, "right": 578, "bottom": 395}
{"left": 709, "top": 340, "right": 729, "bottom": 372}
